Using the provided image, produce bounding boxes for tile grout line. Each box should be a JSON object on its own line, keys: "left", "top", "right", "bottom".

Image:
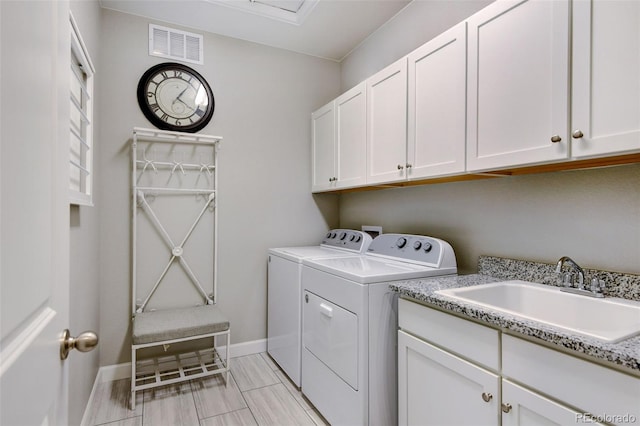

{"left": 230, "top": 368, "right": 260, "bottom": 426}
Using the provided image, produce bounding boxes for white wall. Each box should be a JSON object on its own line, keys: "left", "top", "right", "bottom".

{"left": 69, "top": 1, "right": 102, "bottom": 425}
{"left": 340, "top": 0, "right": 493, "bottom": 91}
{"left": 338, "top": 0, "right": 640, "bottom": 277}
{"left": 97, "top": 9, "right": 340, "bottom": 366}
{"left": 340, "top": 164, "right": 640, "bottom": 275}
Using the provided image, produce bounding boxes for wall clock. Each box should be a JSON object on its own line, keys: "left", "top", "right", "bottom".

{"left": 137, "top": 62, "right": 214, "bottom": 133}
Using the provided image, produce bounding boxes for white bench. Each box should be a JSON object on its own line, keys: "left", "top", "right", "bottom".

{"left": 130, "top": 305, "right": 230, "bottom": 409}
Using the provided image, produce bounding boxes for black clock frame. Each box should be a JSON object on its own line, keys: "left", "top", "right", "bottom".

{"left": 137, "top": 62, "right": 215, "bottom": 133}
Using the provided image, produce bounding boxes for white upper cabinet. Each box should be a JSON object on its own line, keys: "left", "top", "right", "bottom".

{"left": 571, "top": 0, "right": 640, "bottom": 158}
{"left": 311, "top": 101, "right": 335, "bottom": 192}
{"left": 407, "top": 22, "right": 467, "bottom": 180}
{"left": 335, "top": 83, "right": 367, "bottom": 189}
{"left": 367, "top": 58, "right": 408, "bottom": 185}
{"left": 311, "top": 83, "right": 367, "bottom": 193}
{"left": 466, "top": 0, "right": 570, "bottom": 172}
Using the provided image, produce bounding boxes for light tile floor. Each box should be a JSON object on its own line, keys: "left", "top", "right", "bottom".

{"left": 86, "top": 353, "right": 329, "bottom": 426}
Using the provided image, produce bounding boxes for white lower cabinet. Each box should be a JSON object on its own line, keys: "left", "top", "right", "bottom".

{"left": 398, "top": 330, "right": 499, "bottom": 425}
{"left": 501, "top": 380, "right": 600, "bottom": 426}
{"left": 398, "top": 299, "right": 639, "bottom": 426}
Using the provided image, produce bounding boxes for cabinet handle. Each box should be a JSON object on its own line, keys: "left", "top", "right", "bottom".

{"left": 550, "top": 135, "right": 562, "bottom": 143}
{"left": 397, "top": 164, "right": 404, "bottom": 170}
{"left": 481, "top": 392, "right": 493, "bottom": 403}
{"left": 406, "top": 163, "right": 412, "bottom": 169}
{"left": 572, "top": 130, "right": 584, "bottom": 139}
{"left": 501, "top": 403, "right": 512, "bottom": 413}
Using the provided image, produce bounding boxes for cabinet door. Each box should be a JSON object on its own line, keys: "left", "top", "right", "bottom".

{"left": 335, "top": 82, "right": 367, "bottom": 189}
{"left": 571, "top": 0, "right": 640, "bottom": 158}
{"left": 502, "top": 380, "right": 604, "bottom": 426}
{"left": 398, "top": 331, "right": 500, "bottom": 426}
{"left": 466, "top": 0, "right": 570, "bottom": 171}
{"left": 367, "top": 58, "right": 408, "bottom": 184}
{"left": 407, "top": 22, "right": 467, "bottom": 179}
{"left": 311, "top": 101, "right": 336, "bottom": 192}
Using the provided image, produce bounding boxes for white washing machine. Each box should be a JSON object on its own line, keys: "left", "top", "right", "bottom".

{"left": 301, "top": 233, "right": 457, "bottom": 426}
{"left": 267, "top": 229, "right": 372, "bottom": 387}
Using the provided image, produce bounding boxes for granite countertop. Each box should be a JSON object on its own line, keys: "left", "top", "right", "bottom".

{"left": 391, "top": 271, "right": 640, "bottom": 374}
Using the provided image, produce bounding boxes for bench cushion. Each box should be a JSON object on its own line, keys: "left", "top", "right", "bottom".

{"left": 132, "top": 305, "right": 230, "bottom": 345}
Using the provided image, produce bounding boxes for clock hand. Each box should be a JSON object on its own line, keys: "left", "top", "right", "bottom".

{"left": 175, "top": 97, "right": 194, "bottom": 111}
{"left": 172, "top": 86, "right": 189, "bottom": 106}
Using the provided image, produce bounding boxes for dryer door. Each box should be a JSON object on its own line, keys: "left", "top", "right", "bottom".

{"left": 303, "top": 291, "right": 358, "bottom": 390}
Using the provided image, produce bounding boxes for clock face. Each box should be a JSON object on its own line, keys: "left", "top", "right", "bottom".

{"left": 137, "top": 63, "right": 214, "bottom": 133}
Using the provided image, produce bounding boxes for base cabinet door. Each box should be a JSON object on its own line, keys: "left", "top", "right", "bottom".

{"left": 571, "top": 0, "right": 640, "bottom": 158}
{"left": 466, "top": 0, "right": 570, "bottom": 171}
{"left": 501, "top": 380, "right": 604, "bottom": 426}
{"left": 398, "top": 331, "right": 500, "bottom": 426}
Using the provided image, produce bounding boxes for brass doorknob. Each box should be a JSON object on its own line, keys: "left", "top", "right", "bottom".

{"left": 60, "top": 329, "right": 99, "bottom": 360}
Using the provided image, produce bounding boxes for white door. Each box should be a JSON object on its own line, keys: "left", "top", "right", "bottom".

{"left": 466, "top": 0, "right": 570, "bottom": 171}
{"left": 335, "top": 82, "right": 367, "bottom": 190}
{"left": 311, "top": 101, "right": 336, "bottom": 192}
{"left": 367, "top": 58, "right": 408, "bottom": 185}
{"left": 571, "top": 0, "right": 640, "bottom": 158}
{"left": 398, "top": 331, "right": 500, "bottom": 426}
{"left": 501, "top": 380, "right": 604, "bottom": 426}
{"left": 1, "top": 1, "right": 71, "bottom": 425}
{"left": 407, "top": 22, "right": 467, "bottom": 180}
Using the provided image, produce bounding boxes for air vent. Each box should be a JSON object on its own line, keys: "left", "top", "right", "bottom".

{"left": 149, "top": 24, "right": 203, "bottom": 65}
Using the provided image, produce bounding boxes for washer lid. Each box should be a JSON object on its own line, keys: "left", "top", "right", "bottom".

{"left": 302, "top": 255, "right": 456, "bottom": 284}
{"left": 268, "top": 246, "right": 351, "bottom": 263}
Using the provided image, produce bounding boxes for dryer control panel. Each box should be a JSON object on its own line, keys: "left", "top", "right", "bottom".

{"left": 366, "top": 233, "right": 457, "bottom": 269}
{"left": 321, "top": 229, "right": 372, "bottom": 253}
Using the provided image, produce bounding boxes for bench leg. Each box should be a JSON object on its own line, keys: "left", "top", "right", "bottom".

{"left": 131, "top": 345, "right": 136, "bottom": 410}
{"left": 225, "top": 330, "right": 230, "bottom": 387}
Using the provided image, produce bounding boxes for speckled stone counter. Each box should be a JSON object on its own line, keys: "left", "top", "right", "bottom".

{"left": 390, "top": 256, "right": 640, "bottom": 374}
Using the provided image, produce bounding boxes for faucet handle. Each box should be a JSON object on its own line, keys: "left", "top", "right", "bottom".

{"left": 562, "top": 272, "right": 574, "bottom": 287}
{"left": 590, "top": 276, "right": 605, "bottom": 295}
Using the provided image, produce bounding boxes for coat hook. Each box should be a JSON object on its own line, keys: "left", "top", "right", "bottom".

{"left": 171, "top": 152, "right": 186, "bottom": 176}
{"left": 141, "top": 150, "right": 158, "bottom": 174}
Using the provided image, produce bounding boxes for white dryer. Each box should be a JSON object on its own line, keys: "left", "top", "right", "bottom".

{"left": 301, "top": 233, "right": 457, "bottom": 426}
{"left": 267, "top": 229, "right": 372, "bottom": 387}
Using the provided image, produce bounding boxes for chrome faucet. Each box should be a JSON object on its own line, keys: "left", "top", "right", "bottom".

{"left": 555, "top": 256, "right": 604, "bottom": 298}
{"left": 555, "top": 256, "right": 585, "bottom": 289}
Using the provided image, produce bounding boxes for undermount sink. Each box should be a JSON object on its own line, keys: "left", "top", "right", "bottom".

{"left": 435, "top": 280, "right": 640, "bottom": 343}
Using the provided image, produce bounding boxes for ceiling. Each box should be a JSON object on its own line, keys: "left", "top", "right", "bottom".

{"left": 99, "top": 0, "right": 413, "bottom": 61}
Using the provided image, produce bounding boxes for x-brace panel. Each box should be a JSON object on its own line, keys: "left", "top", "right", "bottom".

{"left": 136, "top": 190, "right": 215, "bottom": 312}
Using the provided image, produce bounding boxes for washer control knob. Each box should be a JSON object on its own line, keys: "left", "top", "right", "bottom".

{"left": 349, "top": 234, "right": 356, "bottom": 242}
{"left": 339, "top": 232, "right": 347, "bottom": 240}
{"left": 355, "top": 235, "right": 362, "bottom": 242}
{"left": 326, "top": 232, "right": 332, "bottom": 239}
{"left": 423, "top": 242, "right": 433, "bottom": 253}
{"left": 396, "top": 237, "right": 407, "bottom": 248}
{"left": 413, "top": 241, "right": 422, "bottom": 250}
